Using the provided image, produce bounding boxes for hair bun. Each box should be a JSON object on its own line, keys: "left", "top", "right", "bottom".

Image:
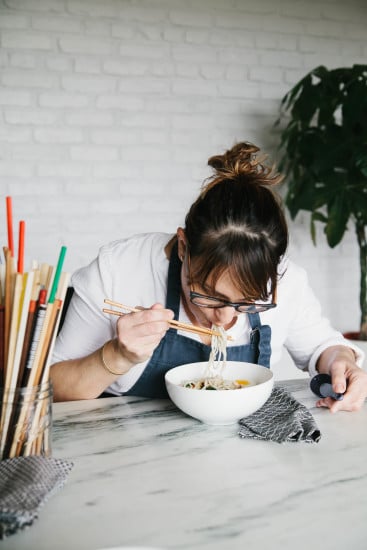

{"left": 208, "top": 142, "right": 260, "bottom": 173}
{"left": 203, "top": 142, "right": 282, "bottom": 195}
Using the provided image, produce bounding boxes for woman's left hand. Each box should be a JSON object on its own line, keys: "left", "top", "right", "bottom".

{"left": 316, "top": 346, "right": 367, "bottom": 413}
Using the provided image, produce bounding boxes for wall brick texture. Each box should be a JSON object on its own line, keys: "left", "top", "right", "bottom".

{"left": 0, "top": 0, "right": 366, "bottom": 333}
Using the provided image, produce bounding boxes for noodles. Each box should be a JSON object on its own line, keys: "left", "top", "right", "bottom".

{"left": 205, "top": 325, "right": 227, "bottom": 378}
{"left": 181, "top": 325, "right": 246, "bottom": 390}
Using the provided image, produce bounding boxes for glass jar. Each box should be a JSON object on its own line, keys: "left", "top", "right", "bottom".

{"left": 0, "top": 381, "right": 53, "bottom": 460}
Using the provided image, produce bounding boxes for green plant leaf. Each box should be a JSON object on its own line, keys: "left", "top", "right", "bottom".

{"left": 310, "top": 211, "right": 329, "bottom": 245}
{"left": 355, "top": 150, "right": 367, "bottom": 177}
{"left": 325, "top": 194, "right": 350, "bottom": 247}
{"left": 280, "top": 71, "right": 313, "bottom": 111}
{"left": 310, "top": 216, "right": 317, "bottom": 245}
{"left": 348, "top": 184, "right": 367, "bottom": 224}
{"left": 312, "top": 211, "right": 328, "bottom": 223}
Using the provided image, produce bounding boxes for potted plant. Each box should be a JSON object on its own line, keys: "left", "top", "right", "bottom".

{"left": 275, "top": 64, "right": 367, "bottom": 342}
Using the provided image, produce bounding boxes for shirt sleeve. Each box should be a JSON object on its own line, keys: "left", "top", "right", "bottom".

{"left": 51, "top": 233, "right": 172, "bottom": 392}
{"left": 280, "top": 261, "right": 365, "bottom": 375}
{"left": 52, "top": 244, "right": 116, "bottom": 362}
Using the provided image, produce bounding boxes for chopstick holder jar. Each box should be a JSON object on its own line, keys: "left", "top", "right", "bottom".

{"left": 0, "top": 381, "right": 53, "bottom": 461}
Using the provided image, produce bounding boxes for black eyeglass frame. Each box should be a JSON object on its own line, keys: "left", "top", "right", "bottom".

{"left": 189, "top": 290, "right": 277, "bottom": 313}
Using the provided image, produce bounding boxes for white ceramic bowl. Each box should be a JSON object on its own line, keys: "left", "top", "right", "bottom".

{"left": 165, "top": 361, "right": 274, "bottom": 425}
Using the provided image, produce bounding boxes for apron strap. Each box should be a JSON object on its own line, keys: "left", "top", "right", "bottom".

{"left": 166, "top": 241, "right": 181, "bottom": 319}
{"left": 249, "top": 312, "right": 271, "bottom": 368}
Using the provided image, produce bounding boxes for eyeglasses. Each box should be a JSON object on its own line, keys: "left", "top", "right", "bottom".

{"left": 189, "top": 291, "right": 277, "bottom": 313}
{"left": 185, "top": 252, "right": 277, "bottom": 314}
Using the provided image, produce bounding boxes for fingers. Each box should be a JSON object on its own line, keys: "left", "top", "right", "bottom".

{"left": 316, "top": 365, "right": 367, "bottom": 413}
{"left": 115, "top": 304, "right": 174, "bottom": 364}
{"left": 124, "top": 305, "right": 174, "bottom": 338}
{"left": 330, "top": 371, "right": 347, "bottom": 395}
{"left": 316, "top": 393, "right": 365, "bottom": 413}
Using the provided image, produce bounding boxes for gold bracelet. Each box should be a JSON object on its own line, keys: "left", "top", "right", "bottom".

{"left": 100, "top": 340, "right": 125, "bottom": 376}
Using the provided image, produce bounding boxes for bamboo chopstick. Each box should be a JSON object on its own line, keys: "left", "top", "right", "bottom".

{"left": 103, "top": 299, "right": 233, "bottom": 340}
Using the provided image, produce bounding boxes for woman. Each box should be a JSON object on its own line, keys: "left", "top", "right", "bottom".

{"left": 51, "top": 142, "right": 367, "bottom": 412}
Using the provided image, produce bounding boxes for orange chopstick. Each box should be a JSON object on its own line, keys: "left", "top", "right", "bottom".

{"left": 17, "top": 220, "right": 25, "bottom": 274}
{"left": 6, "top": 196, "right": 14, "bottom": 257}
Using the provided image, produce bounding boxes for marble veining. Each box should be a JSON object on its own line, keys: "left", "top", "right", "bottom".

{"left": 2, "top": 380, "right": 367, "bottom": 550}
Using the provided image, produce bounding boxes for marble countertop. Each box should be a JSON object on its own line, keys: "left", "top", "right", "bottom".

{"left": 3, "top": 379, "right": 367, "bottom": 550}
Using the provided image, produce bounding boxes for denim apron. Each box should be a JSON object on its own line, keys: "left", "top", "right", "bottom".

{"left": 125, "top": 245, "right": 271, "bottom": 398}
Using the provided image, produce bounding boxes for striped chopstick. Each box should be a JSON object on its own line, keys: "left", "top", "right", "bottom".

{"left": 103, "top": 299, "right": 233, "bottom": 341}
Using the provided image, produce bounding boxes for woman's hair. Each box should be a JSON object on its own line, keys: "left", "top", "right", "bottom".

{"left": 184, "top": 142, "right": 288, "bottom": 302}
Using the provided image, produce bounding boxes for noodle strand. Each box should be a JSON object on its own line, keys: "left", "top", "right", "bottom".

{"left": 182, "top": 325, "right": 242, "bottom": 390}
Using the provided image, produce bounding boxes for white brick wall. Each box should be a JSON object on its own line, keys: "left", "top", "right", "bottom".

{"left": 0, "top": 0, "right": 366, "bottom": 336}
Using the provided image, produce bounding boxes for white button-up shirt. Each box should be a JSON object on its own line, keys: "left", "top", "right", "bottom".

{"left": 52, "top": 232, "right": 365, "bottom": 395}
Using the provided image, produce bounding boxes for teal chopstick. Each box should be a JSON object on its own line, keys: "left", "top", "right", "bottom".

{"left": 48, "top": 246, "right": 67, "bottom": 304}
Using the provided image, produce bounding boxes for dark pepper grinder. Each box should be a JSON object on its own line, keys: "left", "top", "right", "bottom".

{"left": 310, "top": 373, "right": 345, "bottom": 401}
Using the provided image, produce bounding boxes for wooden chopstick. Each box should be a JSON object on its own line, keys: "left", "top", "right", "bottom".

{"left": 103, "top": 299, "right": 233, "bottom": 341}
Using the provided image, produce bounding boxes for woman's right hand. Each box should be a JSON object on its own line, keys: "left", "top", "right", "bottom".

{"left": 115, "top": 303, "right": 174, "bottom": 365}
{"left": 51, "top": 303, "right": 174, "bottom": 401}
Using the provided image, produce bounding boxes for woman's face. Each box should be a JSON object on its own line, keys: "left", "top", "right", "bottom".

{"left": 177, "top": 226, "right": 244, "bottom": 329}
{"left": 180, "top": 262, "right": 244, "bottom": 329}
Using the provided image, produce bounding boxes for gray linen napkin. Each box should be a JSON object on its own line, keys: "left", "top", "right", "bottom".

{"left": 0, "top": 456, "right": 74, "bottom": 539}
{"left": 238, "top": 386, "right": 321, "bottom": 443}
